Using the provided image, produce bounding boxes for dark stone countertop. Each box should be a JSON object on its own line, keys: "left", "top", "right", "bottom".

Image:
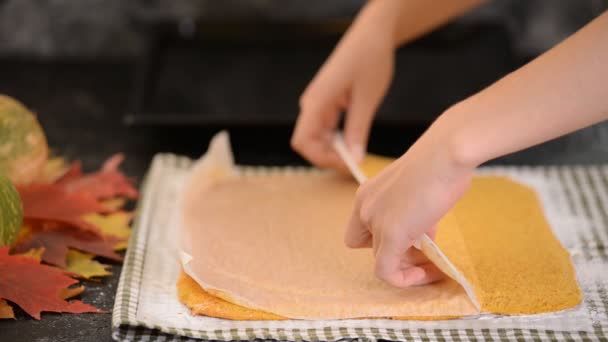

{"left": 1, "top": 54, "right": 608, "bottom": 342}
{"left": 0, "top": 59, "right": 340, "bottom": 342}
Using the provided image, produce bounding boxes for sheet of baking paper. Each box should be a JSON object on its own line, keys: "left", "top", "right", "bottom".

{"left": 124, "top": 152, "right": 593, "bottom": 339}
{"left": 179, "top": 131, "right": 581, "bottom": 320}
{"left": 179, "top": 132, "right": 478, "bottom": 319}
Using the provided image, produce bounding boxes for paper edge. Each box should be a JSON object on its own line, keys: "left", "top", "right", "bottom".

{"left": 178, "top": 131, "right": 278, "bottom": 314}
{"left": 419, "top": 235, "right": 481, "bottom": 311}
{"left": 333, "top": 131, "right": 480, "bottom": 312}
{"left": 180, "top": 131, "right": 481, "bottom": 318}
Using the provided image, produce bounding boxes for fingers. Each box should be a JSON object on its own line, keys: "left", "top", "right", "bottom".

{"left": 293, "top": 70, "right": 383, "bottom": 169}
{"left": 409, "top": 263, "right": 445, "bottom": 286}
{"left": 400, "top": 248, "right": 446, "bottom": 286}
{"left": 374, "top": 232, "right": 419, "bottom": 287}
{"left": 343, "top": 81, "right": 383, "bottom": 163}
{"left": 344, "top": 198, "right": 445, "bottom": 287}
{"left": 347, "top": 226, "right": 444, "bottom": 287}
{"left": 374, "top": 231, "right": 446, "bottom": 287}
{"left": 400, "top": 248, "right": 431, "bottom": 266}
{"left": 291, "top": 101, "right": 343, "bottom": 169}
{"left": 384, "top": 264, "right": 444, "bottom": 287}
{"left": 344, "top": 201, "right": 372, "bottom": 248}
{"left": 292, "top": 60, "right": 386, "bottom": 169}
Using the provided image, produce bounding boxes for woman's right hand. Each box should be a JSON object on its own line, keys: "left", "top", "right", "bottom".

{"left": 291, "top": 4, "right": 396, "bottom": 170}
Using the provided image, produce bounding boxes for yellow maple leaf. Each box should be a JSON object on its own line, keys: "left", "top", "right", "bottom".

{"left": 0, "top": 299, "right": 14, "bottom": 319}
{"left": 59, "top": 285, "right": 85, "bottom": 299}
{"left": 101, "top": 198, "right": 126, "bottom": 211}
{"left": 82, "top": 212, "right": 131, "bottom": 250}
{"left": 64, "top": 250, "right": 111, "bottom": 279}
{"left": 18, "top": 247, "right": 45, "bottom": 261}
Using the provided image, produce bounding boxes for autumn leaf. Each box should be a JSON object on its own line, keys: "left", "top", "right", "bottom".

{"left": 1, "top": 95, "right": 136, "bottom": 320}
{"left": 0, "top": 247, "right": 101, "bottom": 319}
{"left": 101, "top": 198, "right": 126, "bottom": 211}
{"left": 57, "top": 154, "right": 138, "bottom": 200}
{"left": 64, "top": 250, "right": 111, "bottom": 279}
{"left": 56, "top": 161, "right": 82, "bottom": 183}
{"left": 83, "top": 212, "right": 131, "bottom": 250}
{"left": 17, "top": 183, "right": 108, "bottom": 234}
{"left": 0, "top": 299, "right": 14, "bottom": 319}
{"left": 14, "top": 226, "right": 122, "bottom": 268}
{"left": 59, "top": 285, "right": 85, "bottom": 299}
{"left": 18, "top": 247, "right": 45, "bottom": 260}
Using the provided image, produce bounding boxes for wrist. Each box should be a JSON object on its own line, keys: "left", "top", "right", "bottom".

{"left": 424, "top": 101, "right": 488, "bottom": 171}
{"left": 400, "top": 105, "right": 476, "bottom": 204}
{"left": 356, "top": 0, "right": 404, "bottom": 47}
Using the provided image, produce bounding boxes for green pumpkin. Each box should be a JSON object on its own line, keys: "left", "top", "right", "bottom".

{"left": 0, "top": 94, "right": 48, "bottom": 184}
{"left": 0, "top": 174, "right": 23, "bottom": 246}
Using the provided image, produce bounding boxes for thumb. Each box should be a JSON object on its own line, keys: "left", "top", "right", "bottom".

{"left": 343, "top": 81, "right": 384, "bottom": 163}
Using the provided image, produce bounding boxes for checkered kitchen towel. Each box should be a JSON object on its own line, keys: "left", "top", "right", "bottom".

{"left": 112, "top": 154, "right": 608, "bottom": 341}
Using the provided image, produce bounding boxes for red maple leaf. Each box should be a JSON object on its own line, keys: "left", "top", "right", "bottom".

{"left": 56, "top": 161, "right": 83, "bottom": 184}
{"left": 0, "top": 247, "right": 102, "bottom": 319}
{"left": 14, "top": 227, "right": 123, "bottom": 268}
{"left": 57, "top": 154, "right": 138, "bottom": 200}
{"left": 17, "top": 183, "right": 108, "bottom": 235}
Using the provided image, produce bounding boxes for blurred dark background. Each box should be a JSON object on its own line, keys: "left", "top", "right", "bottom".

{"left": 1, "top": 0, "right": 608, "bottom": 178}
{"left": 1, "top": 1, "right": 608, "bottom": 341}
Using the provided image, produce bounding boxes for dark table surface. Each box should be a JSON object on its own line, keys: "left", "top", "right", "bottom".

{"left": 1, "top": 54, "right": 608, "bottom": 342}
{"left": 0, "top": 59, "right": 360, "bottom": 342}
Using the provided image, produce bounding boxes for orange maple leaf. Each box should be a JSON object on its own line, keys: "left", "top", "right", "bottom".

{"left": 0, "top": 247, "right": 101, "bottom": 319}
{"left": 17, "top": 183, "right": 108, "bottom": 235}
{"left": 14, "top": 226, "right": 122, "bottom": 268}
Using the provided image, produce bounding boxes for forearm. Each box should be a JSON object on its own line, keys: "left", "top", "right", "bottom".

{"left": 435, "top": 11, "right": 608, "bottom": 168}
{"left": 355, "top": 0, "right": 485, "bottom": 47}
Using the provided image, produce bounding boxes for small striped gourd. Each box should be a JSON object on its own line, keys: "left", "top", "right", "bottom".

{"left": 0, "top": 174, "right": 22, "bottom": 246}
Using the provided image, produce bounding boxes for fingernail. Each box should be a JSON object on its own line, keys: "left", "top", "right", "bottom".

{"left": 349, "top": 144, "right": 365, "bottom": 163}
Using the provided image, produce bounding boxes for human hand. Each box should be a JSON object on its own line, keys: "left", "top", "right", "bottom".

{"left": 291, "top": 6, "right": 395, "bottom": 170}
{"left": 344, "top": 122, "right": 476, "bottom": 287}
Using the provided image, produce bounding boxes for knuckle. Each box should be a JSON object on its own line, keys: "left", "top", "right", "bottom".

{"left": 355, "top": 184, "right": 366, "bottom": 197}
{"left": 290, "top": 135, "right": 302, "bottom": 151}
{"left": 355, "top": 186, "right": 373, "bottom": 225}
{"left": 355, "top": 183, "right": 370, "bottom": 201}
{"left": 298, "top": 91, "right": 314, "bottom": 110}
{"left": 290, "top": 128, "right": 308, "bottom": 153}
{"left": 375, "top": 262, "right": 401, "bottom": 288}
{"left": 382, "top": 226, "right": 403, "bottom": 241}
{"left": 381, "top": 223, "right": 416, "bottom": 249}
{"left": 344, "top": 231, "right": 359, "bottom": 248}
{"left": 374, "top": 260, "right": 391, "bottom": 281}
{"left": 299, "top": 84, "right": 326, "bottom": 113}
{"left": 358, "top": 202, "right": 373, "bottom": 226}
{"left": 393, "top": 221, "right": 420, "bottom": 245}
